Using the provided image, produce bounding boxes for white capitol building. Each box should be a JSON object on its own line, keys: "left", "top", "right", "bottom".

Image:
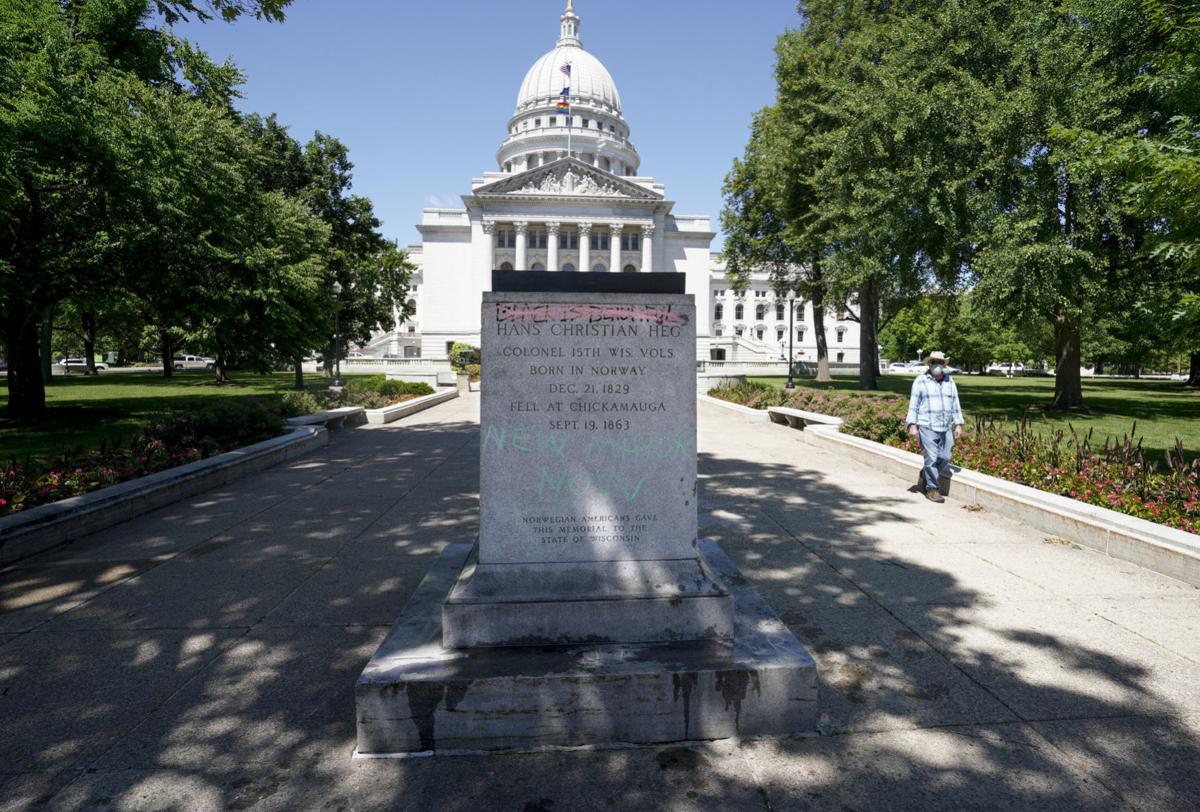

{"left": 365, "top": 1, "right": 861, "bottom": 368}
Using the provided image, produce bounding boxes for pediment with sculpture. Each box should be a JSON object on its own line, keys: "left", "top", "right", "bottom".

{"left": 474, "top": 158, "right": 661, "bottom": 201}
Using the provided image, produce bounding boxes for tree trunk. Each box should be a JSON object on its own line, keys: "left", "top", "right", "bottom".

{"left": 293, "top": 354, "right": 305, "bottom": 390}
{"left": 81, "top": 311, "right": 98, "bottom": 376}
{"left": 40, "top": 307, "right": 53, "bottom": 385}
{"left": 1050, "top": 310, "right": 1085, "bottom": 410}
{"left": 1094, "top": 359, "right": 1105, "bottom": 376}
{"left": 809, "top": 257, "right": 832, "bottom": 382}
{"left": 857, "top": 280, "right": 880, "bottom": 391}
{"left": 5, "top": 309, "right": 47, "bottom": 419}
{"left": 159, "top": 329, "right": 174, "bottom": 378}
{"left": 1187, "top": 351, "right": 1200, "bottom": 387}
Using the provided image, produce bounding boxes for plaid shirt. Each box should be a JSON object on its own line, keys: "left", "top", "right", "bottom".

{"left": 906, "top": 372, "right": 964, "bottom": 431}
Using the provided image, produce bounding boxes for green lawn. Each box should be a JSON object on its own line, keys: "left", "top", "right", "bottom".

{"left": 748, "top": 374, "right": 1200, "bottom": 463}
{"left": 0, "top": 371, "right": 333, "bottom": 462}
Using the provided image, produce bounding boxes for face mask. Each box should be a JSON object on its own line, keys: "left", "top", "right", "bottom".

{"left": 931, "top": 365, "right": 945, "bottom": 377}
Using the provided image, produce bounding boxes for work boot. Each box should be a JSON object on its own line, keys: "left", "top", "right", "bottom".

{"left": 925, "top": 490, "right": 945, "bottom": 503}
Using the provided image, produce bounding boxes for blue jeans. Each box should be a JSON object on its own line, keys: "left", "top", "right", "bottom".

{"left": 918, "top": 426, "right": 954, "bottom": 492}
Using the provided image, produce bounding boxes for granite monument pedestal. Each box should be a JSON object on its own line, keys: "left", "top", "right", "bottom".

{"left": 355, "top": 274, "right": 818, "bottom": 756}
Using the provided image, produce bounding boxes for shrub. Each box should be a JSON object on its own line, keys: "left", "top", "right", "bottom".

{"left": 449, "top": 343, "right": 480, "bottom": 371}
{"left": 465, "top": 363, "right": 481, "bottom": 383}
{"left": 0, "top": 399, "right": 285, "bottom": 517}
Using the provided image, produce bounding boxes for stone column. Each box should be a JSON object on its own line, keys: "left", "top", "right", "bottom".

{"left": 609, "top": 223, "right": 623, "bottom": 273}
{"left": 641, "top": 224, "right": 655, "bottom": 273}
{"left": 578, "top": 222, "right": 592, "bottom": 273}
{"left": 547, "top": 222, "right": 560, "bottom": 272}
{"left": 482, "top": 221, "right": 496, "bottom": 271}
{"left": 515, "top": 221, "right": 528, "bottom": 271}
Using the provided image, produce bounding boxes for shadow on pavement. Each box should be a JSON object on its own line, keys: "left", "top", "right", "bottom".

{"left": 0, "top": 412, "right": 1196, "bottom": 810}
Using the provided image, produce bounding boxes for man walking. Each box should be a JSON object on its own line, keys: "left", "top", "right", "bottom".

{"left": 905, "top": 351, "right": 964, "bottom": 503}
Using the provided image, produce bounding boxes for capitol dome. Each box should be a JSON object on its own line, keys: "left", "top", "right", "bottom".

{"left": 496, "top": 1, "right": 640, "bottom": 177}
{"left": 515, "top": 44, "right": 622, "bottom": 117}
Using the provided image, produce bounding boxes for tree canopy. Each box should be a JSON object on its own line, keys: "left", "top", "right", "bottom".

{"left": 723, "top": 0, "right": 1199, "bottom": 403}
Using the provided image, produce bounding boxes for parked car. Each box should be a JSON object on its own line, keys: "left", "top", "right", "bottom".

{"left": 56, "top": 357, "right": 108, "bottom": 372}
{"left": 172, "top": 355, "right": 215, "bottom": 370}
{"left": 887, "top": 362, "right": 913, "bottom": 373}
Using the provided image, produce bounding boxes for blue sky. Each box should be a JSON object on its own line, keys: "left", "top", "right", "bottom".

{"left": 176, "top": 1, "right": 803, "bottom": 249}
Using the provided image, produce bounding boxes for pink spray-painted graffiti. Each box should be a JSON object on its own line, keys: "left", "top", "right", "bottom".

{"left": 496, "top": 303, "right": 689, "bottom": 326}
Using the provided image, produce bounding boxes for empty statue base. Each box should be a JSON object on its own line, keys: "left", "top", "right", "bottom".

{"left": 354, "top": 540, "right": 819, "bottom": 756}
{"left": 441, "top": 554, "right": 734, "bottom": 648}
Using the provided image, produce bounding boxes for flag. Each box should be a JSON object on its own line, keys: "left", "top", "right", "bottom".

{"left": 557, "top": 98, "right": 571, "bottom": 114}
{"left": 561, "top": 62, "right": 572, "bottom": 78}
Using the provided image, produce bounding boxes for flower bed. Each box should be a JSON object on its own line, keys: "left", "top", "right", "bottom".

{"left": 0, "top": 398, "right": 285, "bottom": 517}
{"left": 708, "top": 382, "right": 1200, "bottom": 535}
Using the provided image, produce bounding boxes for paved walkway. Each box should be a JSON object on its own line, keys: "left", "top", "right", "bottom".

{"left": 1, "top": 394, "right": 1197, "bottom": 811}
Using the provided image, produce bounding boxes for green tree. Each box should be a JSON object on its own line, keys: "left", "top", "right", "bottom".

{"left": 0, "top": 0, "right": 292, "bottom": 417}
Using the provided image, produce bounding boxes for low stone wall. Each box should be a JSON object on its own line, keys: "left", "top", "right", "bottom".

{"left": 0, "top": 426, "right": 328, "bottom": 566}
{"left": 702, "top": 395, "right": 1200, "bottom": 587}
{"left": 695, "top": 374, "right": 748, "bottom": 397}
{"left": 365, "top": 389, "right": 459, "bottom": 425}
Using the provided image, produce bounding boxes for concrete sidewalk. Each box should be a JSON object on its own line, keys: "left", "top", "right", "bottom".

{"left": 1, "top": 394, "right": 1197, "bottom": 810}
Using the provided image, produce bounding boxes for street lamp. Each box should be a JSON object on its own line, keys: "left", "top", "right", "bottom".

{"left": 332, "top": 280, "right": 344, "bottom": 388}
{"left": 786, "top": 293, "right": 796, "bottom": 390}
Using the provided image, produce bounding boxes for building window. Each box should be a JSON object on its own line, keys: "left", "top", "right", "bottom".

{"left": 735, "top": 327, "right": 744, "bottom": 337}
{"left": 531, "top": 262, "right": 546, "bottom": 271}
{"left": 496, "top": 229, "right": 516, "bottom": 249}
{"left": 445, "top": 341, "right": 455, "bottom": 355}
{"left": 837, "top": 351, "right": 845, "bottom": 363}
{"left": 756, "top": 329, "right": 764, "bottom": 340}
{"left": 407, "top": 326, "right": 416, "bottom": 334}
{"left": 755, "top": 305, "right": 766, "bottom": 322}
{"left": 563, "top": 230, "right": 578, "bottom": 250}
{"left": 796, "top": 304, "right": 805, "bottom": 322}
{"left": 592, "top": 263, "right": 607, "bottom": 273}
{"left": 714, "top": 328, "right": 723, "bottom": 337}
{"left": 777, "top": 329, "right": 784, "bottom": 342}
{"left": 797, "top": 329, "right": 805, "bottom": 342}
{"left": 534, "top": 118, "right": 541, "bottom": 127}
{"left": 735, "top": 304, "right": 744, "bottom": 321}
{"left": 499, "top": 261, "right": 514, "bottom": 271}
{"left": 623, "top": 264, "right": 637, "bottom": 273}
{"left": 715, "top": 289, "right": 725, "bottom": 297}
{"left": 549, "top": 116, "right": 556, "bottom": 126}
{"left": 836, "top": 330, "right": 845, "bottom": 344}
{"left": 775, "top": 303, "right": 784, "bottom": 320}
{"left": 755, "top": 290, "right": 766, "bottom": 298}
{"left": 582, "top": 118, "right": 590, "bottom": 128}
{"left": 529, "top": 229, "right": 547, "bottom": 249}
{"left": 590, "top": 232, "right": 610, "bottom": 251}
{"left": 714, "top": 304, "right": 723, "bottom": 321}
{"left": 620, "top": 232, "right": 641, "bottom": 252}
{"left": 562, "top": 263, "right": 576, "bottom": 272}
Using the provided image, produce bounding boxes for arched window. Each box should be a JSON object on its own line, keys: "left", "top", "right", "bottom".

{"left": 592, "top": 263, "right": 607, "bottom": 273}
{"left": 714, "top": 304, "right": 723, "bottom": 321}
{"left": 562, "top": 263, "right": 576, "bottom": 272}
{"left": 499, "top": 262, "right": 514, "bottom": 271}
{"left": 775, "top": 303, "right": 784, "bottom": 320}
{"left": 531, "top": 262, "right": 545, "bottom": 271}
{"left": 735, "top": 304, "right": 744, "bottom": 321}
{"left": 406, "top": 299, "right": 416, "bottom": 315}
{"left": 755, "top": 305, "right": 766, "bottom": 322}
{"left": 623, "top": 264, "right": 637, "bottom": 273}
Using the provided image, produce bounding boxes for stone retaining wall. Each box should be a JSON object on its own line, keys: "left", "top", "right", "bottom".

{"left": 0, "top": 426, "right": 328, "bottom": 566}
{"left": 702, "top": 395, "right": 1200, "bottom": 587}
